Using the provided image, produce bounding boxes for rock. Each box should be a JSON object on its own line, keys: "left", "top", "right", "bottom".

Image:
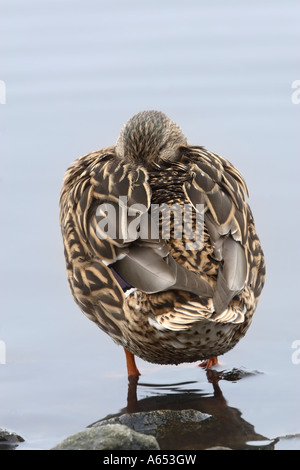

{"left": 218, "top": 368, "right": 263, "bottom": 382}
{"left": 0, "top": 429, "right": 24, "bottom": 450}
{"left": 205, "top": 446, "right": 232, "bottom": 450}
{"left": 52, "top": 423, "right": 159, "bottom": 450}
{"left": 92, "top": 409, "right": 211, "bottom": 438}
{"left": 91, "top": 409, "right": 212, "bottom": 450}
{"left": 52, "top": 409, "right": 211, "bottom": 451}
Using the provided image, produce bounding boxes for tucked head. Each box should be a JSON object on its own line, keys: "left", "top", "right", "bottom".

{"left": 115, "top": 110, "right": 188, "bottom": 166}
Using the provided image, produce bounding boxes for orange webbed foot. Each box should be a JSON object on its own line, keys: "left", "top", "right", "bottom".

{"left": 199, "top": 357, "right": 218, "bottom": 370}
{"left": 124, "top": 348, "right": 141, "bottom": 377}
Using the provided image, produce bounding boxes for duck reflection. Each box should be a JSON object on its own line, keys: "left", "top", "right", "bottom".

{"left": 93, "top": 369, "right": 277, "bottom": 450}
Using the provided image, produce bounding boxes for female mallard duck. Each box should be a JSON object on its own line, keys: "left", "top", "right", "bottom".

{"left": 60, "top": 110, "right": 265, "bottom": 376}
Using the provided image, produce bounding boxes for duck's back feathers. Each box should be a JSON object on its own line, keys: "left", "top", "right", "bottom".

{"left": 60, "top": 111, "right": 265, "bottom": 366}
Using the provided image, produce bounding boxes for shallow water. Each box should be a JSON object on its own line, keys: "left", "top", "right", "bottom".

{"left": 0, "top": 0, "right": 299, "bottom": 450}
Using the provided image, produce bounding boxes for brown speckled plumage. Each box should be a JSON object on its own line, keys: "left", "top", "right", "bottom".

{"left": 60, "top": 110, "right": 265, "bottom": 374}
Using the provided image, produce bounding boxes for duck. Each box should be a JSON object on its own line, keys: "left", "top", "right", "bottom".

{"left": 59, "top": 110, "right": 265, "bottom": 377}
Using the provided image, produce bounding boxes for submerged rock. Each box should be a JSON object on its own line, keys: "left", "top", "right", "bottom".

{"left": 218, "top": 368, "right": 263, "bottom": 382}
{"left": 92, "top": 409, "right": 211, "bottom": 439}
{"left": 91, "top": 409, "right": 213, "bottom": 450}
{"left": 52, "top": 423, "right": 159, "bottom": 450}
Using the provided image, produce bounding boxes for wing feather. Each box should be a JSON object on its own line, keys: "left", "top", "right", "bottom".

{"left": 183, "top": 147, "right": 249, "bottom": 316}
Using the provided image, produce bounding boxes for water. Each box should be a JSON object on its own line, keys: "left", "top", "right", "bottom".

{"left": 0, "top": 0, "right": 299, "bottom": 450}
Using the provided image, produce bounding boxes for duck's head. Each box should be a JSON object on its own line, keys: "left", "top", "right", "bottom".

{"left": 115, "top": 110, "right": 188, "bottom": 166}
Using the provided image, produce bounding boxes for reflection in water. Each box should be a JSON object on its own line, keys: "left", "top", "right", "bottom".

{"left": 94, "top": 370, "right": 277, "bottom": 450}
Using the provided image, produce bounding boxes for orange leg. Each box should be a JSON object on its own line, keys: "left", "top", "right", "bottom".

{"left": 199, "top": 357, "right": 218, "bottom": 370}
{"left": 124, "top": 348, "right": 141, "bottom": 377}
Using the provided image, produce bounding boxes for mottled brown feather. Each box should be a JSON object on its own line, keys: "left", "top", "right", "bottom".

{"left": 60, "top": 111, "right": 265, "bottom": 365}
